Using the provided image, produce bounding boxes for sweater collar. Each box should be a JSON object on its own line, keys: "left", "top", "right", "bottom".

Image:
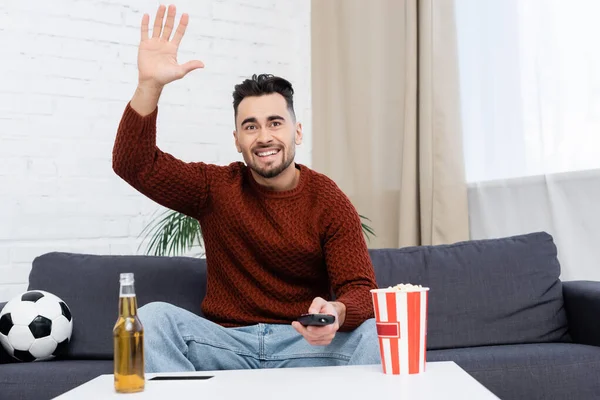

{"left": 246, "top": 163, "right": 308, "bottom": 198}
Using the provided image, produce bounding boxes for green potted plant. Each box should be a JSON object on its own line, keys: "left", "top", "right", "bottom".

{"left": 139, "top": 210, "right": 375, "bottom": 257}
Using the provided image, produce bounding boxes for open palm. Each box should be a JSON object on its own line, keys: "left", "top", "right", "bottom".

{"left": 138, "top": 4, "right": 204, "bottom": 87}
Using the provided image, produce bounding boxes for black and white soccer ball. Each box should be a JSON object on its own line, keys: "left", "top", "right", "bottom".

{"left": 0, "top": 290, "right": 73, "bottom": 362}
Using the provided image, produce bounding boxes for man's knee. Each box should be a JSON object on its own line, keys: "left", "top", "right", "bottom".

{"left": 138, "top": 301, "right": 177, "bottom": 326}
{"left": 139, "top": 301, "right": 174, "bottom": 313}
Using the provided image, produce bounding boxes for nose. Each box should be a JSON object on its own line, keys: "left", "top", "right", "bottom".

{"left": 256, "top": 128, "right": 274, "bottom": 144}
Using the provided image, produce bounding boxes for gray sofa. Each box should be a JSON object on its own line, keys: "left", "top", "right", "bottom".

{"left": 1, "top": 231, "right": 599, "bottom": 399}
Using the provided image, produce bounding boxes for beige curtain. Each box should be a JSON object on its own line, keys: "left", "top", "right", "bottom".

{"left": 311, "top": 0, "right": 469, "bottom": 248}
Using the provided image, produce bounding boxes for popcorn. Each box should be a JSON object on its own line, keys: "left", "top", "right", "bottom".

{"left": 388, "top": 283, "right": 424, "bottom": 292}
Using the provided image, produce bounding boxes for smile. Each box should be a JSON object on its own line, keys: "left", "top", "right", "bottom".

{"left": 256, "top": 149, "right": 281, "bottom": 157}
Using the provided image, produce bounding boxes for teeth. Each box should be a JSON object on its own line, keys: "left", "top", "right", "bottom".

{"left": 257, "top": 150, "right": 278, "bottom": 157}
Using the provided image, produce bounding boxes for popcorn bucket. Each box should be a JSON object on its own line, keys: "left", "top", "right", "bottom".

{"left": 371, "top": 285, "right": 429, "bottom": 375}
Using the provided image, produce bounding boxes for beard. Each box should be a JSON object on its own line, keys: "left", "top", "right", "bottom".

{"left": 247, "top": 144, "right": 295, "bottom": 179}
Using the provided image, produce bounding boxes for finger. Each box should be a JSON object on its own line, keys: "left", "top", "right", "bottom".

{"left": 292, "top": 322, "right": 322, "bottom": 341}
{"left": 180, "top": 60, "right": 205, "bottom": 76}
{"left": 161, "top": 4, "right": 176, "bottom": 40}
{"left": 140, "top": 13, "right": 150, "bottom": 41}
{"left": 152, "top": 4, "right": 167, "bottom": 38}
{"left": 172, "top": 13, "right": 190, "bottom": 46}
{"left": 306, "top": 325, "right": 332, "bottom": 334}
{"left": 308, "top": 297, "right": 328, "bottom": 314}
{"left": 292, "top": 321, "right": 309, "bottom": 336}
{"left": 306, "top": 327, "right": 335, "bottom": 341}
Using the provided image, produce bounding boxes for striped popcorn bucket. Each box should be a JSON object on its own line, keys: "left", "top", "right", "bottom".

{"left": 370, "top": 287, "right": 429, "bottom": 375}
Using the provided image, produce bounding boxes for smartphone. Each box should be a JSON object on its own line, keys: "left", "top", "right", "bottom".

{"left": 149, "top": 376, "right": 214, "bottom": 381}
{"left": 297, "top": 313, "right": 336, "bottom": 326}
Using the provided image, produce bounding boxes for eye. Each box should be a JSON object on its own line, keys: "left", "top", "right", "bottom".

{"left": 245, "top": 125, "right": 257, "bottom": 130}
{"left": 271, "top": 121, "right": 282, "bottom": 127}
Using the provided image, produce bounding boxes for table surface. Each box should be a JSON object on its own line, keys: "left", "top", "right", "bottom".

{"left": 53, "top": 361, "right": 499, "bottom": 400}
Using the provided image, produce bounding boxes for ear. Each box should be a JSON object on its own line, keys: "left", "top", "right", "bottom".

{"left": 233, "top": 130, "right": 242, "bottom": 153}
{"left": 295, "top": 122, "right": 303, "bottom": 145}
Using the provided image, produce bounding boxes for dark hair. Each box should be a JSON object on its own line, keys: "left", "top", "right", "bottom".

{"left": 232, "top": 74, "right": 295, "bottom": 122}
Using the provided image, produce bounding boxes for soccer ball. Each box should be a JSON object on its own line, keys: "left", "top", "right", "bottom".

{"left": 0, "top": 290, "right": 73, "bottom": 362}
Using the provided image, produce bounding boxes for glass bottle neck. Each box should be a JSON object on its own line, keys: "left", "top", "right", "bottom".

{"left": 120, "top": 282, "right": 135, "bottom": 297}
{"left": 119, "top": 283, "right": 137, "bottom": 317}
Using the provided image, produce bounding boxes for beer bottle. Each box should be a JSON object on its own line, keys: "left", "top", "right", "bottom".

{"left": 113, "top": 272, "right": 145, "bottom": 393}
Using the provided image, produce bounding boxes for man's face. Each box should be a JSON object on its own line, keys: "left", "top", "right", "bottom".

{"left": 234, "top": 93, "right": 302, "bottom": 179}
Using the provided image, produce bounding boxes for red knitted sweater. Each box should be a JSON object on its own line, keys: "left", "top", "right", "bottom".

{"left": 112, "top": 103, "right": 377, "bottom": 331}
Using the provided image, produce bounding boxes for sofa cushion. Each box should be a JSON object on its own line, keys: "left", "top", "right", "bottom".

{"left": 27, "top": 252, "right": 207, "bottom": 360}
{"left": 0, "top": 359, "right": 112, "bottom": 400}
{"left": 428, "top": 343, "right": 600, "bottom": 400}
{"left": 369, "top": 232, "right": 570, "bottom": 349}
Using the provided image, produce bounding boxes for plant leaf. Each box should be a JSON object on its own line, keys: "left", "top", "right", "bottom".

{"left": 139, "top": 209, "right": 203, "bottom": 257}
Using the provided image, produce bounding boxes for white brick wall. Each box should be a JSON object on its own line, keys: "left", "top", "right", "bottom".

{"left": 0, "top": 0, "right": 312, "bottom": 301}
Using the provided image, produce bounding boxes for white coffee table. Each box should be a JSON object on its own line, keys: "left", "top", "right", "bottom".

{"left": 54, "top": 361, "right": 499, "bottom": 399}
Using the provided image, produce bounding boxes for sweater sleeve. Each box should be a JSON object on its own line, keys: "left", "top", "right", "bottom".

{"left": 322, "top": 186, "right": 378, "bottom": 332}
{"left": 112, "top": 102, "right": 211, "bottom": 217}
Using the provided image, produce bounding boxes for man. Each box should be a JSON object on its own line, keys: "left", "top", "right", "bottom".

{"left": 112, "top": 4, "right": 380, "bottom": 372}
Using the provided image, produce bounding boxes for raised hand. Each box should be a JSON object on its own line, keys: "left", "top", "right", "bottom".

{"left": 137, "top": 4, "right": 204, "bottom": 88}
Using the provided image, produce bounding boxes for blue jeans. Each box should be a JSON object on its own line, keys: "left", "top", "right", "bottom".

{"left": 137, "top": 302, "right": 381, "bottom": 372}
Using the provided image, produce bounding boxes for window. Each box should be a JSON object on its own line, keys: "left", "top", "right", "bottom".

{"left": 455, "top": 0, "right": 600, "bottom": 183}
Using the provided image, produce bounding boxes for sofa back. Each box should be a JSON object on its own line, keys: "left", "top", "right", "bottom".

{"left": 369, "top": 231, "right": 571, "bottom": 349}
{"left": 27, "top": 252, "right": 207, "bottom": 360}
{"left": 24, "top": 231, "right": 570, "bottom": 360}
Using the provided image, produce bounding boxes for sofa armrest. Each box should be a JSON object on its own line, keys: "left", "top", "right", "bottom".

{"left": 563, "top": 280, "right": 600, "bottom": 347}
{"left": 0, "top": 301, "right": 14, "bottom": 364}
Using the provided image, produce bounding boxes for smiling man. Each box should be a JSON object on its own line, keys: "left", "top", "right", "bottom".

{"left": 112, "top": 4, "right": 380, "bottom": 372}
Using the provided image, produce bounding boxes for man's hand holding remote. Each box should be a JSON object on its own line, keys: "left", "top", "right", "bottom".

{"left": 292, "top": 297, "right": 346, "bottom": 346}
